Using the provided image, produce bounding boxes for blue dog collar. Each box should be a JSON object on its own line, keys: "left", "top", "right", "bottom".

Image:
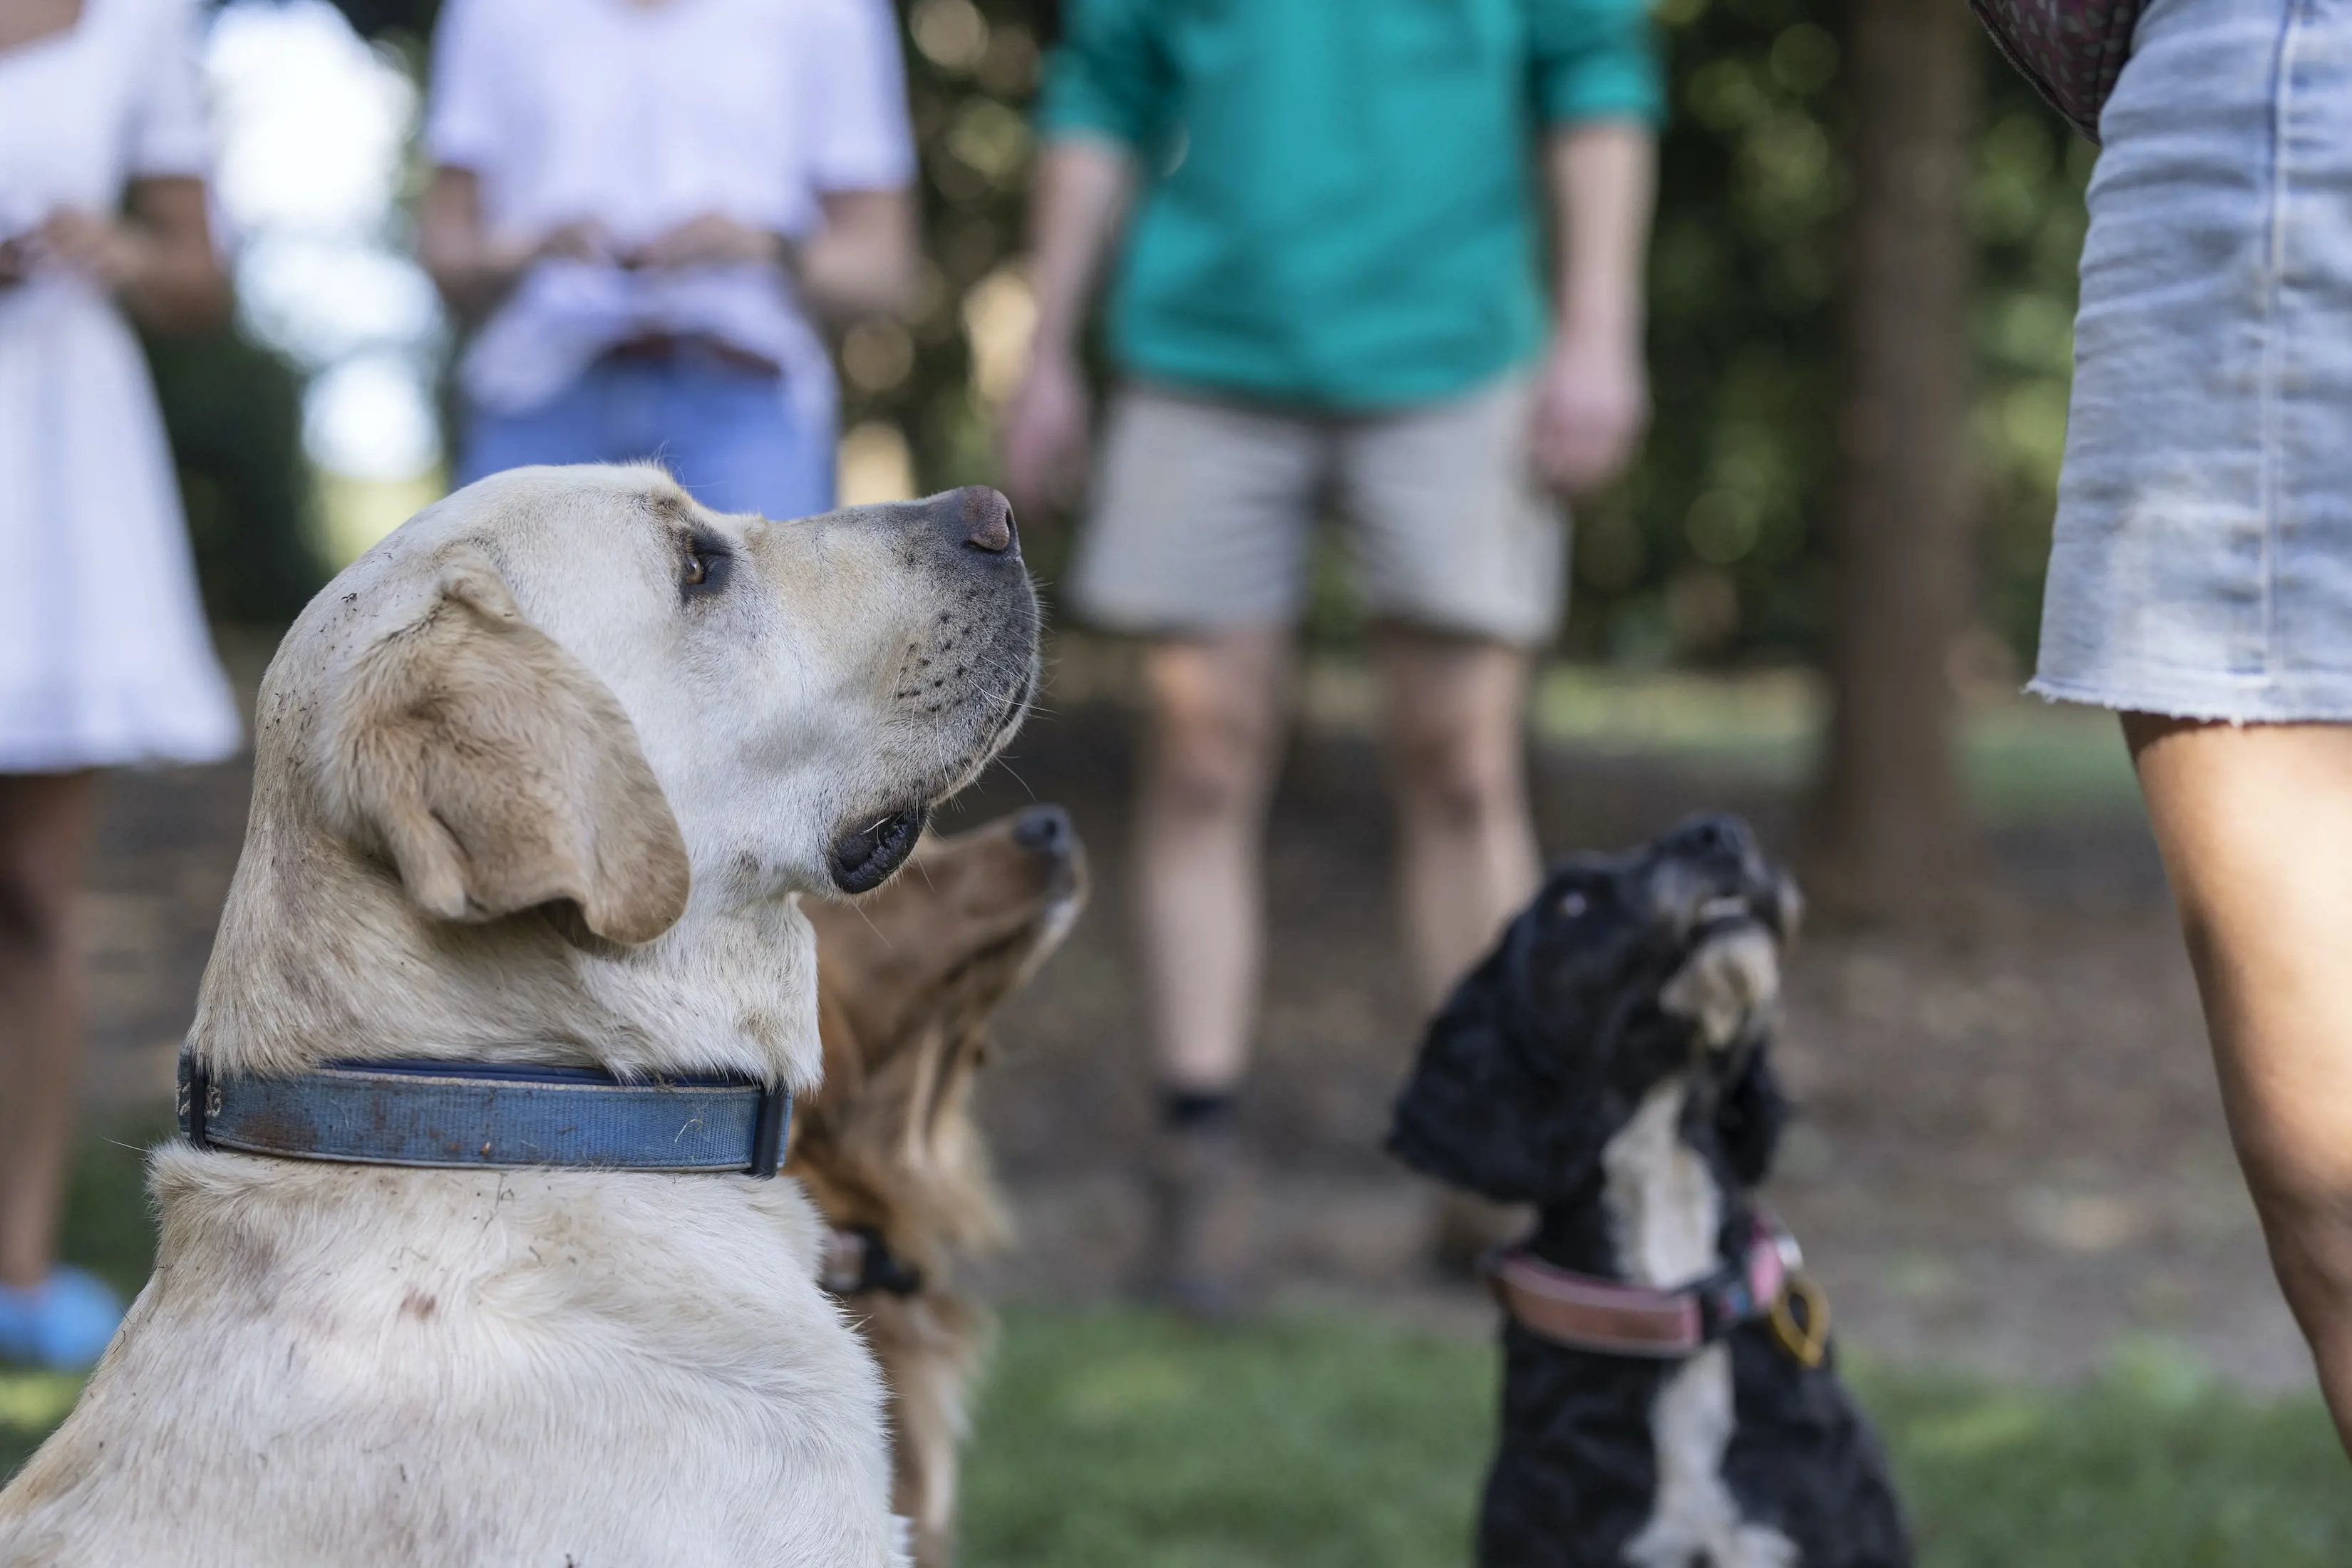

{"left": 177, "top": 1052, "right": 790, "bottom": 1177}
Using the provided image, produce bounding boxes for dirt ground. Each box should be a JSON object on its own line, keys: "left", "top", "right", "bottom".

{"left": 75, "top": 634, "right": 2311, "bottom": 1395}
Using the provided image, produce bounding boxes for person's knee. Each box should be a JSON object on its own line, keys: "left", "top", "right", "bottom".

{"left": 1143, "top": 667, "right": 1281, "bottom": 823}
{"left": 1389, "top": 719, "right": 1522, "bottom": 836}
{"left": 2245, "top": 1167, "right": 2352, "bottom": 1321}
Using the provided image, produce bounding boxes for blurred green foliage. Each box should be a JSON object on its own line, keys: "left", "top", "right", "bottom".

{"left": 145, "top": 328, "right": 321, "bottom": 625}
{"left": 842, "top": 0, "right": 1051, "bottom": 512}
{"left": 1601, "top": 1, "right": 2091, "bottom": 671}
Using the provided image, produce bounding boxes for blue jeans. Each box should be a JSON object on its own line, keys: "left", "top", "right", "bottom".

{"left": 2033, "top": 0, "right": 2352, "bottom": 721}
{"left": 459, "top": 356, "right": 835, "bottom": 518}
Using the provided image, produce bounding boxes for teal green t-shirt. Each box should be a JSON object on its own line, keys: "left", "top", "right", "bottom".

{"left": 1038, "top": 0, "right": 1663, "bottom": 411}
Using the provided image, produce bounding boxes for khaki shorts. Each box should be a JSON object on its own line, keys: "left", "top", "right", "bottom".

{"left": 1071, "top": 373, "right": 1567, "bottom": 645}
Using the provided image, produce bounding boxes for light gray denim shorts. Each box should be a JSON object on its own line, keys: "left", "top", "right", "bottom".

{"left": 1072, "top": 372, "right": 1567, "bottom": 645}
{"left": 2033, "top": 0, "right": 2352, "bottom": 719}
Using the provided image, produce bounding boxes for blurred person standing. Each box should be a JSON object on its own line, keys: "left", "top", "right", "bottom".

{"left": 1001, "top": 0, "right": 1660, "bottom": 1312}
{"left": 418, "top": 0, "right": 917, "bottom": 518}
{"left": 0, "top": 0, "right": 239, "bottom": 1368}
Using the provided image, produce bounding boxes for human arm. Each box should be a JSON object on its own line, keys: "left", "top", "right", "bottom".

{"left": 416, "top": 0, "right": 617, "bottom": 324}
{"left": 32, "top": 176, "right": 227, "bottom": 333}
{"left": 998, "top": 138, "right": 1138, "bottom": 517}
{"left": 1529, "top": 122, "right": 1656, "bottom": 496}
{"left": 1523, "top": 0, "right": 1662, "bottom": 495}
{"left": 798, "top": 188, "right": 916, "bottom": 321}
{"left": 631, "top": 188, "right": 916, "bottom": 322}
{"left": 995, "top": 0, "right": 1165, "bottom": 516}
{"left": 418, "top": 167, "right": 612, "bottom": 324}
{"left": 611, "top": 0, "right": 918, "bottom": 323}
{"left": 35, "top": 0, "right": 231, "bottom": 332}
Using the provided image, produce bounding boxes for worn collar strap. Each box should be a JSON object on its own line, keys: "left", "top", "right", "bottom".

{"left": 177, "top": 1051, "right": 790, "bottom": 1177}
{"left": 1484, "top": 1216, "right": 1812, "bottom": 1361}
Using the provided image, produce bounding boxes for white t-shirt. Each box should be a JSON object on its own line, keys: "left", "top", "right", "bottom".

{"left": 425, "top": 0, "right": 914, "bottom": 416}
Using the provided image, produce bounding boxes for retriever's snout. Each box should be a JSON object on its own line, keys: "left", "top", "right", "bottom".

{"left": 937, "top": 485, "right": 1017, "bottom": 557}
{"left": 1011, "top": 803, "right": 1073, "bottom": 857}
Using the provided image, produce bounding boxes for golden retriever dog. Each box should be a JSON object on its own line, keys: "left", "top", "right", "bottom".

{"left": 0, "top": 466, "right": 1038, "bottom": 1567}
{"left": 794, "top": 804, "right": 1086, "bottom": 1568}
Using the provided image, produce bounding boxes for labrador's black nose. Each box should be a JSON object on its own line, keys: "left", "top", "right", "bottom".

{"left": 1011, "top": 803, "right": 1072, "bottom": 856}
{"left": 944, "top": 485, "right": 1017, "bottom": 555}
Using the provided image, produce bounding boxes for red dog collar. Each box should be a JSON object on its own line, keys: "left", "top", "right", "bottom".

{"left": 1483, "top": 1215, "right": 1827, "bottom": 1365}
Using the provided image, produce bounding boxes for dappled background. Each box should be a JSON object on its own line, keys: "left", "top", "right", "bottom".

{"left": 11, "top": 1, "right": 2352, "bottom": 1563}
{"left": 171, "top": 0, "right": 2088, "bottom": 671}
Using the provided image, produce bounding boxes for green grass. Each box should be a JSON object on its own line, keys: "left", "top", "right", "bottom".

{"left": 1866, "top": 1346, "right": 2352, "bottom": 1568}
{"left": 959, "top": 1311, "right": 2352, "bottom": 1568}
{"left": 12, "top": 1129, "right": 2347, "bottom": 1564}
{"left": 961, "top": 1311, "right": 1492, "bottom": 1568}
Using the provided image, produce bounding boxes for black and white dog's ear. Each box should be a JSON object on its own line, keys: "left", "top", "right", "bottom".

{"left": 1388, "top": 948, "right": 1609, "bottom": 1206}
{"left": 1387, "top": 966, "right": 1535, "bottom": 1200}
{"left": 1716, "top": 1040, "right": 1789, "bottom": 1188}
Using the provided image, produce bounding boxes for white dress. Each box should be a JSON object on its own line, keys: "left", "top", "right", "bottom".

{"left": 0, "top": 0, "right": 241, "bottom": 772}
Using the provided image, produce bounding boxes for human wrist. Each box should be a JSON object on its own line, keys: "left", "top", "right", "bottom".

{"left": 483, "top": 232, "right": 543, "bottom": 281}
{"left": 109, "top": 225, "right": 160, "bottom": 290}
{"left": 1024, "top": 330, "right": 1085, "bottom": 384}
{"left": 1551, "top": 311, "right": 1642, "bottom": 365}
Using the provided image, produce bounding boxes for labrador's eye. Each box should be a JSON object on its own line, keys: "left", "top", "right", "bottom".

{"left": 1559, "top": 889, "right": 1589, "bottom": 918}
{"left": 682, "top": 535, "right": 733, "bottom": 597}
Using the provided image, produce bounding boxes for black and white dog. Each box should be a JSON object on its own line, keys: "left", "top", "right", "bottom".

{"left": 1390, "top": 815, "right": 1909, "bottom": 1568}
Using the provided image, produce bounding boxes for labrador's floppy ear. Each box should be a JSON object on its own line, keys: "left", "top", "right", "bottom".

{"left": 317, "top": 549, "right": 691, "bottom": 944}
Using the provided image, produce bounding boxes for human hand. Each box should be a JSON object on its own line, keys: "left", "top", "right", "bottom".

{"left": 1529, "top": 324, "right": 1649, "bottom": 497}
{"left": 536, "top": 217, "right": 619, "bottom": 264}
{"left": 481, "top": 217, "right": 617, "bottom": 277}
{"left": 999, "top": 349, "right": 1093, "bottom": 520}
{"left": 629, "top": 212, "right": 788, "bottom": 272}
{"left": 38, "top": 208, "right": 153, "bottom": 293}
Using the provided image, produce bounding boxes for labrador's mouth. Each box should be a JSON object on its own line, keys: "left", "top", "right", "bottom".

{"left": 830, "top": 803, "right": 929, "bottom": 894}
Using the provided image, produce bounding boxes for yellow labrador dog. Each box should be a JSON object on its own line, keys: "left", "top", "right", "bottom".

{"left": 0, "top": 466, "right": 1038, "bottom": 1567}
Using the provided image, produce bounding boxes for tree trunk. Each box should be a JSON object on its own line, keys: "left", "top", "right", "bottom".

{"left": 1811, "top": 0, "right": 1980, "bottom": 922}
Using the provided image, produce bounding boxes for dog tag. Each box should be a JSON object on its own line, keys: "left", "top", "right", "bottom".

{"left": 1769, "top": 1273, "right": 1831, "bottom": 1368}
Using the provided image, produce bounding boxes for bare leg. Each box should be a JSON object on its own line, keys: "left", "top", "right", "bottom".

{"left": 0, "top": 770, "right": 99, "bottom": 1289}
{"left": 1373, "top": 626, "right": 1542, "bottom": 1013}
{"left": 1130, "top": 630, "right": 1289, "bottom": 1312}
{"left": 1374, "top": 628, "right": 1543, "bottom": 1271}
{"left": 1133, "top": 629, "right": 1292, "bottom": 1093}
{"left": 2127, "top": 715, "right": 2352, "bottom": 1450}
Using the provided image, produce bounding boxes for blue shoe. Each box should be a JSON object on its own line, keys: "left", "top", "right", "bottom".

{"left": 0, "top": 1266, "right": 125, "bottom": 1371}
